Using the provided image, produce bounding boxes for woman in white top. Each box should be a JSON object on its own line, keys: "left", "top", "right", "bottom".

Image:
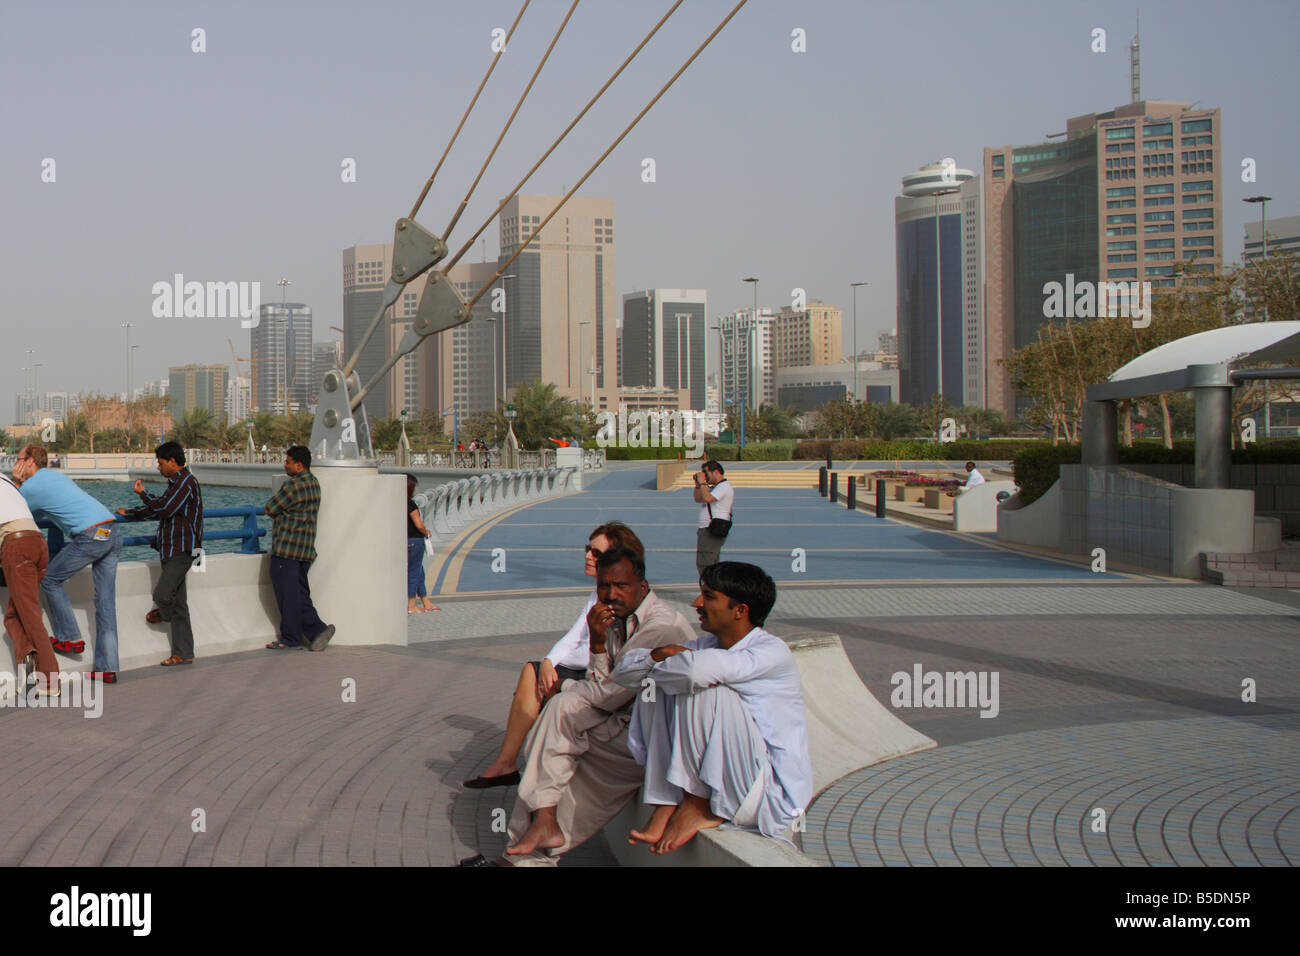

{"left": 463, "top": 521, "right": 646, "bottom": 789}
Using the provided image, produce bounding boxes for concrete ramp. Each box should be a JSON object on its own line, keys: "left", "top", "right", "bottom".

{"left": 604, "top": 633, "right": 936, "bottom": 866}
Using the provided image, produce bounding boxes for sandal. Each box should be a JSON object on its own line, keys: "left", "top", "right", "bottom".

{"left": 159, "top": 655, "right": 194, "bottom": 666}
{"left": 146, "top": 609, "right": 164, "bottom": 624}
{"left": 265, "top": 640, "right": 300, "bottom": 649}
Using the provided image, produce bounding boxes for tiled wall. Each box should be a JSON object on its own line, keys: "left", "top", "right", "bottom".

{"left": 1060, "top": 465, "right": 1175, "bottom": 572}
{"left": 1125, "top": 463, "right": 1300, "bottom": 535}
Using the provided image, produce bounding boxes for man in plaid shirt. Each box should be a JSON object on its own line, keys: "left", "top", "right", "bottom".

{"left": 263, "top": 445, "right": 335, "bottom": 652}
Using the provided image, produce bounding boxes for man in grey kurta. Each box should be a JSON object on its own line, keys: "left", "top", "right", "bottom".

{"left": 503, "top": 547, "right": 696, "bottom": 865}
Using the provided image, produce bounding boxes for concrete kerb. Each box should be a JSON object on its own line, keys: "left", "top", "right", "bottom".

{"left": 601, "top": 633, "right": 937, "bottom": 867}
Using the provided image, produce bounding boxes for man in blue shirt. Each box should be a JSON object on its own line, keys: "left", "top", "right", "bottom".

{"left": 12, "top": 444, "right": 123, "bottom": 683}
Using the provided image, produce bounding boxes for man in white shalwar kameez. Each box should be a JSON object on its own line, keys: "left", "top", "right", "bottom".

{"left": 502, "top": 547, "right": 696, "bottom": 865}
{"left": 611, "top": 561, "right": 812, "bottom": 854}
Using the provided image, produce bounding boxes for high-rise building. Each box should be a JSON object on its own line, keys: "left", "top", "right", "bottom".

{"left": 896, "top": 161, "right": 983, "bottom": 408}
{"left": 425, "top": 261, "right": 503, "bottom": 421}
{"left": 717, "top": 308, "right": 775, "bottom": 412}
{"left": 1244, "top": 213, "right": 1300, "bottom": 263}
{"left": 773, "top": 300, "right": 843, "bottom": 369}
{"left": 342, "top": 245, "right": 421, "bottom": 423}
{"left": 495, "top": 194, "right": 618, "bottom": 411}
{"left": 621, "top": 289, "right": 708, "bottom": 410}
{"left": 227, "top": 376, "right": 251, "bottom": 425}
{"left": 168, "top": 364, "right": 229, "bottom": 423}
{"left": 44, "top": 392, "right": 70, "bottom": 424}
{"left": 983, "top": 98, "right": 1222, "bottom": 415}
{"left": 251, "top": 302, "right": 312, "bottom": 414}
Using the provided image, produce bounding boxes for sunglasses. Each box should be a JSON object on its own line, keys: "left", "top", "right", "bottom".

{"left": 585, "top": 544, "right": 604, "bottom": 557}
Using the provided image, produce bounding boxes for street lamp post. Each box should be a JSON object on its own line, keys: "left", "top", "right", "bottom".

{"left": 850, "top": 281, "right": 868, "bottom": 403}
{"left": 24, "top": 349, "right": 35, "bottom": 428}
{"left": 440, "top": 408, "right": 458, "bottom": 457}
{"left": 1244, "top": 195, "right": 1273, "bottom": 433}
{"left": 742, "top": 278, "right": 759, "bottom": 457}
{"left": 276, "top": 278, "right": 291, "bottom": 414}
{"left": 496, "top": 273, "right": 516, "bottom": 408}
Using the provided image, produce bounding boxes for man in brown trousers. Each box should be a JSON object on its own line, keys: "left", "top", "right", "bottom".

{"left": 0, "top": 471, "right": 59, "bottom": 697}
{"left": 502, "top": 546, "right": 696, "bottom": 865}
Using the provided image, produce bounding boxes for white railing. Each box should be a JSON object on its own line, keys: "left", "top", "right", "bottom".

{"left": 412, "top": 465, "right": 579, "bottom": 553}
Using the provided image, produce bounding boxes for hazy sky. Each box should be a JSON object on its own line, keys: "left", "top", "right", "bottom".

{"left": 3, "top": 0, "right": 1297, "bottom": 402}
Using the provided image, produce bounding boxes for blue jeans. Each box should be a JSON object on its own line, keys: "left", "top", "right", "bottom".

{"left": 407, "top": 539, "right": 427, "bottom": 598}
{"left": 41, "top": 522, "right": 122, "bottom": 671}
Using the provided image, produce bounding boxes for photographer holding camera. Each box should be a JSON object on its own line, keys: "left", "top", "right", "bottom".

{"left": 692, "top": 460, "right": 734, "bottom": 572}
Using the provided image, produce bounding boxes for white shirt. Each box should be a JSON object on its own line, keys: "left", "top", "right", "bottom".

{"left": 0, "top": 475, "right": 35, "bottom": 525}
{"left": 543, "top": 588, "right": 598, "bottom": 670}
{"left": 697, "top": 478, "right": 734, "bottom": 529}
{"left": 612, "top": 626, "right": 813, "bottom": 839}
{"left": 964, "top": 468, "right": 985, "bottom": 489}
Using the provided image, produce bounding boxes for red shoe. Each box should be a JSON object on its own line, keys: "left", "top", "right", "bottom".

{"left": 51, "top": 638, "right": 85, "bottom": 654}
{"left": 87, "top": 671, "right": 116, "bottom": 684}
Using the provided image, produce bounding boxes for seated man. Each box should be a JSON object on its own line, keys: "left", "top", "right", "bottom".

{"left": 611, "top": 561, "right": 812, "bottom": 854}
{"left": 501, "top": 547, "right": 695, "bottom": 866}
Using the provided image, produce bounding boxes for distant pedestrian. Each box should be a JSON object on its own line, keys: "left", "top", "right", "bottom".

{"left": 263, "top": 445, "right": 334, "bottom": 652}
{"left": 693, "top": 460, "right": 734, "bottom": 572}
{"left": 116, "top": 441, "right": 203, "bottom": 667}
{"left": 406, "top": 475, "right": 439, "bottom": 614}
{"left": 13, "top": 444, "right": 122, "bottom": 683}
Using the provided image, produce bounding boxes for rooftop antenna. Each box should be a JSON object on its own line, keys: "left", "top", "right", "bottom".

{"left": 1130, "top": 11, "right": 1141, "bottom": 103}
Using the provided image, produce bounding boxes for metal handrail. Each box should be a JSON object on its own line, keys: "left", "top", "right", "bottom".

{"left": 37, "top": 506, "right": 267, "bottom": 559}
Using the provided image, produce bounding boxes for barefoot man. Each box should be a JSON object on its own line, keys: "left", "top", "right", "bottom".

{"left": 612, "top": 562, "right": 812, "bottom": 854}
{"left": 501, "top": 547, "right": 695, "bottom": 865}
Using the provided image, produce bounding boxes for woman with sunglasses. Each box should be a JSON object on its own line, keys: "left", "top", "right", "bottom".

{"left": 463, "top": 520, "right": 645, "bottom": 789}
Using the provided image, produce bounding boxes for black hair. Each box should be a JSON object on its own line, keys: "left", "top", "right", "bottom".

{"left": 287, "top": 445, "right": 312, "bottom": 469}
{"left": 699, "top": 562, "right": 776, "bottom": 626}
{"left": 702, "top": 460, "right": 724, "bottom": 475}
{"left": 965, "top": 461, "right": 976, "bottom": 469}
{"left": 595, "top": 546, "right": 646, "bottom": 582}
{"left": 155, "top": 441, "right": 185, "bottom": 466}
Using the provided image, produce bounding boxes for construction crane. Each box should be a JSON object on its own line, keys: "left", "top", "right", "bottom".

{"left": 228, "top": 339, "right": 257, "bottom": 413}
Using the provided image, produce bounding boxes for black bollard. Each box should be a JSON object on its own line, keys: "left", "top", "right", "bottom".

{"left": 875, "top": 479, "right": 886, "bottom": 518}
{"left": 829, "top": 472, "right": 838, "bottom": 503}
{"left": 847, "top": 476, "right": 857, "bottom": 510}
{"left": 825, "top": 450, "right": 833, "bottom": 472}
{"left": 819, "top": 466, "right": 827, "bottom": 497}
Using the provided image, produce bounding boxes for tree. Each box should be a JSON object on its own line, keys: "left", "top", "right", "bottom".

{"left": 370, "top": 417, "right": 405, "bottom": 451}
{"left": 875, "top": 403, "right": 922, "bottom": 441}
{"left": 918, "top": 394, "right": 955, "bottom": 441}
{"left": 505, "top": 380, "right": 581, "bottom": 448}
{"left": 282, "top": 410, "right": 314, "bottom": 447}
{"left": 169, "top": 406, "right": 215, "bottom": 448}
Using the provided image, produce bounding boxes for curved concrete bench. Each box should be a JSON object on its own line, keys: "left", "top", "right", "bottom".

{"left": 602, "top": 633, "right": 937, "bottom": 867}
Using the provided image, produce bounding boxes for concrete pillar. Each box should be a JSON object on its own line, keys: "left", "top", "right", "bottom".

{"left": 312, "top": 466, "right": 407, "bottom": 648}
{"left": 1081, "top": 401, "right": 1118, "bottom": 466}
{"left": 1194, "top": 386, "right": 1233, "bottom": 489}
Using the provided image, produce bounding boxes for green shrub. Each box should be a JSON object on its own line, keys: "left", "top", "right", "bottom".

{"left": 702, "top": 440, "right": 795, "bottom": 461}
{"left": 602, "top": 445, "right": 694, "bottom": 461}
{"left": 1012, "top": 444, "right": 1081, "bottom": 505}
{"left": 794, "top": 441, "right": 830, "bottom": 460}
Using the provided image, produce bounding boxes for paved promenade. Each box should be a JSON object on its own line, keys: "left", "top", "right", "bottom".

{"left": 0, "top": 463, "right": 1294, "bottom": 867}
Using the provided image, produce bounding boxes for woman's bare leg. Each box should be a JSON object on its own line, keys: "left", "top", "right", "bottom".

{"left": 481, "top": 663, "right": 544, "bottom": 778}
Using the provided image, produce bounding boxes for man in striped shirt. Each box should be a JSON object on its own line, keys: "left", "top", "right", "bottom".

{"left": 263, "top": 445, "right": 334, "bottom": 652}
{"left": 116, "top": 441, "right": 203, "bottom": 666}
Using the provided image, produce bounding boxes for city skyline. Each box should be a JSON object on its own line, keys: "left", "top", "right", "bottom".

{"left": 4, "top": 0, "right": 1297, "bottom": 404}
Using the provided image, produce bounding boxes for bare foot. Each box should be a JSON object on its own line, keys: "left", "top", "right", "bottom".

{"left": 505, "top": 808, "right": 565, "bottom": 856}
{"left": 653, "top": 793, "right": 724, "bottom": 855}
{"left": 422, "top": 600, "right": 441, "bottom": 611}
{"left": 408, "top": 601, "right": 424, "bottom": 614}
{"left": 629, "top": 804, "right": 675, "bottom": 846}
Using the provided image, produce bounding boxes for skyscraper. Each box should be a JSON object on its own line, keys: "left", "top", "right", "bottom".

{"left": 168, "top": 364, "right": 229, "bottom": 423}
{"left": 718, "top": 308, "right": 775, "bottom": 413}
{"left": 896, "top": 161, "right": 982, "bottom": 408}
{"left": 621, "top": 289, "right": 708, "bottom": 410}
{"left": 424, "top": 261, "right": 502, "bottom": 421}
{"left": 496, "top": 194, "right": 618, "bottom": 411}
{"left": 772, "top": 299, "right": 843, "bottom": 369}
{"left": 342, "top": 244, "right": 422, "bottom": 423}
{"left": 251, "top": 302, "right": 312, "bottom": 414}
{"left": 983, "top": 99, "right": 1222, "bottom": 415}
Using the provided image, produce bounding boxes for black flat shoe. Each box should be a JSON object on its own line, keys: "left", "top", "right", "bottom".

{"left": 462, "top": 771, "right": 521, "bottom": 789}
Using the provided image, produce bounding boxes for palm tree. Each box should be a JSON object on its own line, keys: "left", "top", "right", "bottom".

{"left": 283, "top": 410, "right": 314, "bottom": 446}
{"left": 508, "top": 380, "right": 580, "bottom": 448}
{"left": 169, "top": 406, "right": 215, "bottom": 448}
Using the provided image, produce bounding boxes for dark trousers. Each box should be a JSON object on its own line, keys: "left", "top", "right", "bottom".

{"left": 154, "top": 553, "right": 196, "bottom": 659}
{"left": 696, "top": 527, "right": 724, "bottom": 572}
{"left": 270, "top": 556, "right": 326, "bottom": 647}
{"left": 2, "top": 534, "right": 59, "bottom": 681}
